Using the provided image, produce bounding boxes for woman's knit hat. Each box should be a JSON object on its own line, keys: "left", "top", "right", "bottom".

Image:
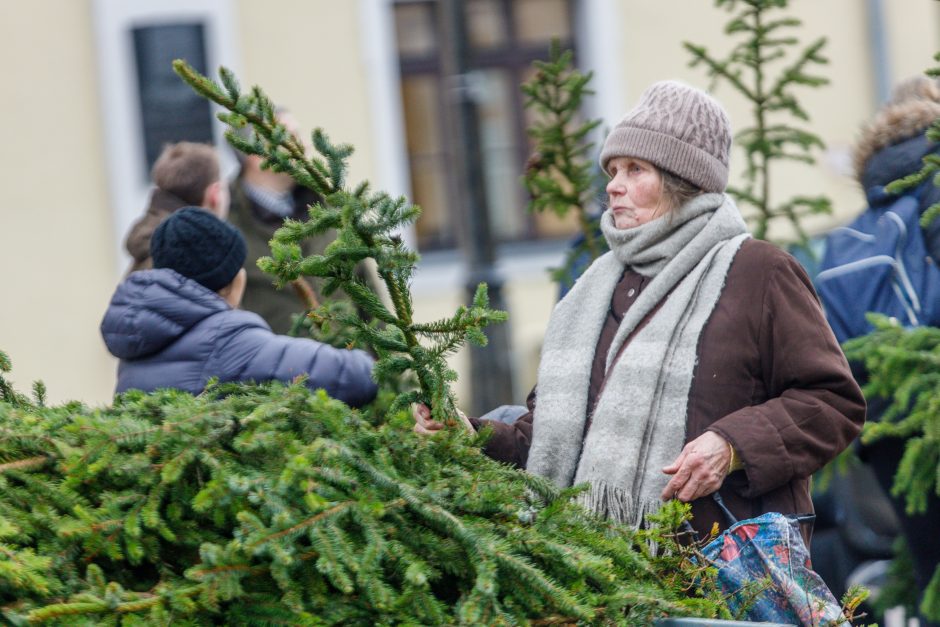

{"left": 599, "top": 80, "right": 732, "bottom": 192}
{"left": 151, "top": 207, "right": 247, "bottom": 292}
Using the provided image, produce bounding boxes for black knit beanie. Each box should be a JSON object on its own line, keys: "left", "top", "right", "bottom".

{"left": 151, "top": 207, "right": 247, "bottom": 292}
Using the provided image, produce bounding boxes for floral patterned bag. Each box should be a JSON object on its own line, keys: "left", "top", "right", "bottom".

{"left": 699, "top": 494, "right": 848, "bottom": 626}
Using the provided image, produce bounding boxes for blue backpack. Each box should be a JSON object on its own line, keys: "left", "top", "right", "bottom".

{"left": 816, "top": 182, "right": 940, "bottom": 344}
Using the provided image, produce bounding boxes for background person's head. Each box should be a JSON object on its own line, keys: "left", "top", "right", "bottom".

{"left": 600, "top": 80, "right": 731, "bottom": 229}
{"left": 151, "top": 208, "right": 248, "bottom": 307}
{"left": 853, "top": 75, "right": 940, "bottom": 185}
{"left": 233, "top": 106, "right": 303, "bottom": 194}
{"left": 152, "top": 142, "right": 230, "bottom": 220}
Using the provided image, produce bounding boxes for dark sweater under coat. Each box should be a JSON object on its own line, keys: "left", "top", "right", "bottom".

{"left": 472, "top": 239, "right": 866, "bottom": 544}
{"left": 100, "top": 269, "right": 378, "bottom": 407}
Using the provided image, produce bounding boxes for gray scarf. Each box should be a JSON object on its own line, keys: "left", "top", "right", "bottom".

{"left": 526, "top": 193, "right": 749, "bottom": 526}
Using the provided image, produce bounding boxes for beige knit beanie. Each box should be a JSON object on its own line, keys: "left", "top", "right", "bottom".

{"left": 599, "top": 80, "right": 732, "bottom": 193}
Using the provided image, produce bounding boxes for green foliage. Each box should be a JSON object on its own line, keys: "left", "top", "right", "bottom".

{"left": 521, "top": 42, "right": 607, "bottom": 286}
{"left": 684, "top": 0, "right": 832, "bottom": 247}
{"left": 0, "top": 350, "right": 45, "bottom": 410}
{"left": 844, "top": 54, "right": 940, "bottom": 621}
{"left": 0, "top": 350, "right": 25, "bottom": 407}
{"left": 0, "top": 368, "right": 733, "bottom": 624}
{"left": 844, "top": 316, "right": 940, "bottom": 514}
{"left": 886, "top": 52, "right": 940, "bottom": 228}
{"left": 173, "top": 61, "right": 506, "bottom": 427}
{"left": 843, "top": 315, "right": 940, "bottom": 621}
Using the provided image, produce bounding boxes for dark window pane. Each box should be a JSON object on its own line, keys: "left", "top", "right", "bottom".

{"left": 476, "top": 69, "right": 526, "bottom": 240}
{"left": 401, "top": 76, "right": 454, "bottom": 248}
{"left": 396, "top": 0, "right": 578, "bottom": 249}
{"left": 467, "top": 0, "right": 508, "bottom": 50}
{"left": 394, "top": 2, "right": 437, "bottom": 58}
{"left": 133, "top": 23, "right": 214, "bottom": 180}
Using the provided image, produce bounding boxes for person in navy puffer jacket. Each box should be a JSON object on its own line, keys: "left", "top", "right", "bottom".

{"left": 100, "top": 207, "right": 378, "bottom": 407}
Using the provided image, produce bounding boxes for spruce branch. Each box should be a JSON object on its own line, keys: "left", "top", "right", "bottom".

{"left": 522, "top": 42, "right": 607, "bottom": 287}
{"left": 685, "top": 0, "right": 832, "bottom": 248}
{"left": 173, "top": 60, "right": 507, "bottom": 426}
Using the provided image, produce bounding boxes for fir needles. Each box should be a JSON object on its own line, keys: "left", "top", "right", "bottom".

{"left": 173, "top": 60, "right": 507, "bottom": 427}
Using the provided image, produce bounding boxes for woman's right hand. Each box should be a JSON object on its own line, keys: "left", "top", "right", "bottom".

{"left": 412, "top": 403, "right": 444, "bottom": 436}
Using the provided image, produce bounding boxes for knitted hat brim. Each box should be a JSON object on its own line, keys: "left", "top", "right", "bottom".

{"left": 599, "top": 126, "right": 729, "bottom": 193}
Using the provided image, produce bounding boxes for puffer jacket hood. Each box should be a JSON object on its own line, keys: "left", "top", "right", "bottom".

{"left": 100, "top": 269, "right": 378, "bottom": 406}
{"left": 101, "top": 269, "right": 228, "bottom": 360}
{"left": 853, "top": 90, "right": 940, "bottom": 188}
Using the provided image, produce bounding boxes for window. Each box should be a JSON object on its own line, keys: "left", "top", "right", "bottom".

{"left": 93, "top": 0, "right": 238, "bottom": 269}
{"left": 394, "top": 0, "right": 579, "bottom": 250}
{"left": 132, "top": 23, "right": 215, "bottom": 177}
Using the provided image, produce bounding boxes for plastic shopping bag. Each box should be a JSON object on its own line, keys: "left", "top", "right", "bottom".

{"left": 698, "top": 495, "right": 848, "bottom": 626}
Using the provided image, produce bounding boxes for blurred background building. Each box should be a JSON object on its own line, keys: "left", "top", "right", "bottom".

{"left": 1, "top": 0, "right": 939, "bottom": 407}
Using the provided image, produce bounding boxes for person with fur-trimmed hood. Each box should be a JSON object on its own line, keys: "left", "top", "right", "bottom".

{"left": 852, "top": 75, "right": 940, "bottom": 627}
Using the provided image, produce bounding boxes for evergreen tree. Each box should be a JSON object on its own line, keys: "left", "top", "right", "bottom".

{"left": 0, "top": 352, "right": 736, "bottom": 624}
{"left": 684, "top": 0, "right": 832, "bottom": 248}
{"left": 844, "top": 316, "right": 940, "bottom": 620}
{"left": 522, "top": 42, "right": 607, "bottom": 286}
{"left": 173, "top": 61, "right": 506, "bottom": 428}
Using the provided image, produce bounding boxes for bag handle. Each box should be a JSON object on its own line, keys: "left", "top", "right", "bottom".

{"left": 714, "top": 492, "right": 816, "bottom": 526}
{"left": 676, "top": 493, "right": 738, "bottom": 542}
{"left": 677, "top": 493, "right": 816, "bottom": 542}
{"left": 712, "top": 492, "right": 738, "bottom": 524}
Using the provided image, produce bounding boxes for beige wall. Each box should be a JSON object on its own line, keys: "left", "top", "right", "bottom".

{"left": 0, "top": 0, "right": 938, "bottom": 409}
{"left": 235, "top": 0, "right": 378, "bottom": 187}
{"left": 613, "top": 0, "right": 940, "bottom": 240}
{"left": 0, "top": 0, "right": 116, "bottom": 405}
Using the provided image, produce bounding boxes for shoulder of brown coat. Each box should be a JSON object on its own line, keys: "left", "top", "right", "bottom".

{"left": 731, "top": 238, "right": 813, "bottom": 289}
{"left": 734, "top": 238, "right": 816, "bottom": 298}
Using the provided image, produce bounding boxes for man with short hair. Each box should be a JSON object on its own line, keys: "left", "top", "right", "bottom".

{"left": 124, "top": 142, "right": 230, "bottom": 273}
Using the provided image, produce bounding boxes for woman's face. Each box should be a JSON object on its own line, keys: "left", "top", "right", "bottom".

{"left": 606, "top": 157, "right": 667, "bottom": 229}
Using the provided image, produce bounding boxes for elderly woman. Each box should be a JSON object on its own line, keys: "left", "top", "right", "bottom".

{"left": 415, "top": 80, "right": 865, "bottom": 544}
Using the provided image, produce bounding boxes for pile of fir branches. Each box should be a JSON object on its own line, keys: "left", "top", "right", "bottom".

{"left": 0, "top": 366, "right": 733, "bottom": 624}
{"left": 843, "top": 315, "right": 940, "bottom": 621}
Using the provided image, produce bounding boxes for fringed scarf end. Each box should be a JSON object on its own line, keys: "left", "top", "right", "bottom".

{"left": 574, "top": 481, "right": 664, "bottom": 530}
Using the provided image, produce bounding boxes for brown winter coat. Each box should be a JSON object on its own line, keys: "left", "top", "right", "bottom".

{"left": 124, "top": 189, "right": 190, "bottom": 274}
{"left": 472, "top": 238, "right": 865, "bottom": 545}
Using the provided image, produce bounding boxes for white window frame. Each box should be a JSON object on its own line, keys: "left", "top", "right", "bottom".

{"left": 359, "top": 0, "right": 624, "bottom": 263}
{"left": 93, "top": 0, "right": 240, "bottom": 274}
{"left": 358, "top": 0, "right": 416, "bottom": 250}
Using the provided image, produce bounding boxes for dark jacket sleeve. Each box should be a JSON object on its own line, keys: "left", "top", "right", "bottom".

{"left": 469, "top": 387, "right": 536, "bottom": 469}
{"left": 707, "top": 254, "right": 866, "bottom": 498}
{"left": 215, "top": 318, "right": 378, "bottom": 407}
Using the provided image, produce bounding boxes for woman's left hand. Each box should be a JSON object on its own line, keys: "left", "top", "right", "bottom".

{"left": 660, "top": 431, "right": 732, "bottom": 502}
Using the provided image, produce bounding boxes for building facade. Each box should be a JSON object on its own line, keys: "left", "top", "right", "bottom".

{"left": 1, "top": 0, "right": 938, "bottom": 406}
